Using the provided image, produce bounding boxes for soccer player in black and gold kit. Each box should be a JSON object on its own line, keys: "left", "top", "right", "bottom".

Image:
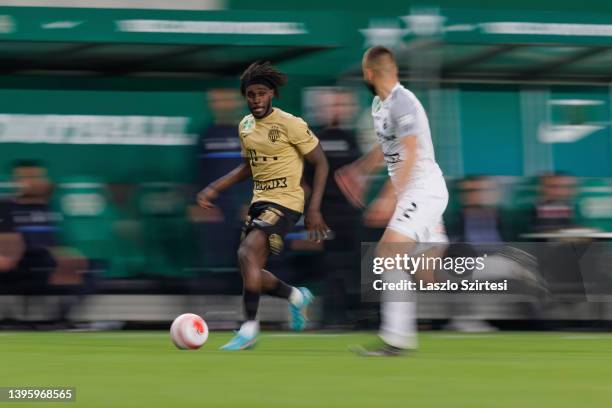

{"left": 197, "top": 61, "right": 329, "bottom": 350}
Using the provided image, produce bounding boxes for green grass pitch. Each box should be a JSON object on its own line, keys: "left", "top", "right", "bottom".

{"left": 1, "top": 331, "right": 611, "bottom": 407}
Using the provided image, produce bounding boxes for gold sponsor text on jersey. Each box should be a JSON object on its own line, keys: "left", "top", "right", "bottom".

{"left": 253, "top": 177, "right": 288, "bottom": 191}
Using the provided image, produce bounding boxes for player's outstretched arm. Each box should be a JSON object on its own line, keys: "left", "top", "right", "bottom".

{"left": 303, "top": 143, "right": 330, "bottom": 242}
{"left": 351, "top": 144, "right": 384, "bottom": 175}
{"left": 334, "top": 145, "right": 383, "bottom": 209}
{"left": 197, "top": 159, "right": 252, "bottom": 209}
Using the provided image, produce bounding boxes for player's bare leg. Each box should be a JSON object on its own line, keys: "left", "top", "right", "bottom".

{"left": 238, "top": 229, "right": 268, "bottom": 329}
{"left": 220, "top": 229, "right": 268, "bottom": 350}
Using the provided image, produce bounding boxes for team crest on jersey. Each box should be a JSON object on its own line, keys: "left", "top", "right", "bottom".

{"left": 373, "top": 98, "right": 382, "bottom": 113}
{"left": 268, "top": 125, "right": 281, "bottom": 143}
{"left": 242, "top": 117, "right": 255, "bottom": 132}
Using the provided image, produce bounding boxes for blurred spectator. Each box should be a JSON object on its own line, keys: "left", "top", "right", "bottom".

{"left": 0, "top": 200, "right": 25, "bottom": 277}
{"left": 532, "top": 172, "right": 578, "bottom": 232}
{"left": 0, "top": 160, "right": 59, "bottom": 293}
{"left": 303, "top": 87, "right": 362, "bottom": 327}
{"left": 530, "top": 173, "right": 585, "bottom": 297}
{"left": 0, "top": 160, "right": 89, "bottom": 323}
{"left": 456, "top": 175, "right": 503, "bottom": 243}
{"left": 446, "top": 175, "right": 502, "bottom": 332}
{"left": 447, "top": 176, "right": 548, "bottom": 330}
{"left": 308, "top": 88, "right": 361, "bottom": 246}
{"left": 191, "top": 88, "right": 247, "bottom": 269}
{"left": 194, "top": 88, "right": 245, "bottom": 223}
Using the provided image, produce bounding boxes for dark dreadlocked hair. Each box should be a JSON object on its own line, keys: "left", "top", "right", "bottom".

{"left": 240, "top": 61, "right": 287, "bottom": 97}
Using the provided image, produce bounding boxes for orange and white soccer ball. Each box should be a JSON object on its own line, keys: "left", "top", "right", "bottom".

{"left": 170, "top": 313, "right": 209, "bottom": 350}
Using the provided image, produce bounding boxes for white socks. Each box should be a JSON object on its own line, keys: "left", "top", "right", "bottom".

{"left": 289, "top": 287, "right": 304, "bottom": 306}
{"left": 379, "top": 300, "right": 418, "bottom": 349}
{"left": 379, "top": 268, "right": 418, "bottom": 349}
{"left": 239, "top": 320, "right": 260, "bottom": 338}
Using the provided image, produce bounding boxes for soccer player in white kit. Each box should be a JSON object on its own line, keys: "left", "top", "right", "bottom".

{"left": 336, "top": 45, "right": 448, "bottom": 356}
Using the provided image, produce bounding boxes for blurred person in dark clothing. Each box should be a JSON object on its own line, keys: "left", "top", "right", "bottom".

{"left": 532, "top": 173, "right": 577, "bottom": 232}
{"left": 457, "top": 175, "right": 545, "bottom": 285}
{"left": 302, "top": 88, "right": 363, "bottom": 326}
{"left": 0, "top": 160, "right": 88, "bottom": 322}
{"left": 456, "top": 175, "right": 503, "bottom": 244}
{"left": 195, "top": 88, "right": 245, "bottom": 222}
{"left": 306, "top": 88, "right": 361, "bottom": 250}
{"left": 446, "top": 176, "right": 503, "bottom": 332}
{"left": 0, "top": 200, "right": 25, "bottom": 279}
{"left": 0, "top": 160, "right": 59, "bottom": 293}
{"left": 530, "top": 173, "right": 585, "bottom": 297}
{"left": 190, "top": 88, "right": 248, "bottom": 269}
{"left": 447, "top": 176, "right": 547, "bottom": 330}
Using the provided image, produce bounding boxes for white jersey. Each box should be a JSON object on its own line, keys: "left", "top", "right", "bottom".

{"left": 372, "top": 83, "right": 445, "bottom": 196}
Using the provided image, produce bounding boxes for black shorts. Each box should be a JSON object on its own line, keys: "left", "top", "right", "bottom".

{"left": 241, "top": 201, "right": 302, "bottom": 255}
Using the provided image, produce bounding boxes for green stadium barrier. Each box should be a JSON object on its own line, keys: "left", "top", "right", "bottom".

{"left": 135, "top": 182, "right": 194, "bottom": 277}
{"left": 0, "top": 175, "right": 16, "bottom": 200}
{"left": 53, "top": 177, "right": 125, "bottom": 278}
{"left": 500, "top": 177, "right": 539, "bottom": 241}
{"left": 576, "top": 178, "right": 612, "bottom": 232}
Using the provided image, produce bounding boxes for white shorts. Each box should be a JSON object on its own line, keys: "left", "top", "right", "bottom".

{"left": 387, "top": 186, "right": 449, "bottom": 243}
